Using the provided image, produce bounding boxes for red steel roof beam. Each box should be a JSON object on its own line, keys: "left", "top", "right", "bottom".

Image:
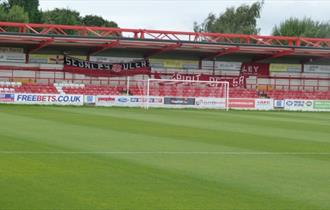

{"left": 144, "top": 42, "right": 182, "bottom": 58}
{"left": 27, "top": 38, "right": 54, "bottom": 54}
{"left": 252, "top": 49, "right": 294, "bottom": 62}
{"left": 88, "top": 40, "right": 120, "bottom": 56}
{"left": 86, "top": 28, "right": 102, "bottom": 37}
{"left": 301, "top": 54, "right": 330, "bottom": 64}
{"left": 25, "top": 24, "right": 40, "bottom": 34}
{"left": 0, "top": 22, "right": 330, "bottom": 50}
{"left": 201, "top": 46, "right": 240, "bottom": 60}
{"left": 40, "top": 27, "right": 54, "bottom": 35}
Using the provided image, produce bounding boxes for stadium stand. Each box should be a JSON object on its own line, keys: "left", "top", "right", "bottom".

{"left": 0, "top": 21, "right": 329, "bottom": 106}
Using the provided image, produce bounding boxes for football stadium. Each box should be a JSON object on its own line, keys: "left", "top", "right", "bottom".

{"left": 0, "top": 1, "right": 330, "bottom": 209}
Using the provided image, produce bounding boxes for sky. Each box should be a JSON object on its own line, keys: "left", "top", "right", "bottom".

{"left": 39, "top": 0, "right": 330, "bottom": 35}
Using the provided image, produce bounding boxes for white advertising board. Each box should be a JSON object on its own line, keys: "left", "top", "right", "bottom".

{"left": 194, "top": 97, "right": 226, "bottom": 109}
{"left": 201, "top": 61, "right": 241, "bottom": 71}
{"left": 284, "top": 99, "right": 314, "bottom": 111}
{"left": 0, "top": 53, "right": 25, "bottom": 63}
{"left": 14, "top": 94, "right": 83, "bottom": 106}
{"left": 95, "top": 95, "right": 164, "bottom": 107}
{"left": 274, "top": 100, "right": 285, "bottom": 108}
{"left": 304, "top": 65, "right": 330, "bottom": 74}
{"left": 255, "top": 99, "right": 274, "bottom": 110}
{"left": 90, "top": 56, "right": 142, "bottom": 63}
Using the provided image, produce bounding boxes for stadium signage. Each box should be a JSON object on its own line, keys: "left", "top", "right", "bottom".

{"left": 241, "top": 63, "right": 270, "bottom": 76}
{"left": 64, "top": 56, "right": 149, "bottom": 71}
{"left": 149, "top": 58, "right": 198, "bottom": 69}
{"left": 130, "top": 97, "right": 143, "bottom": 103}
{"left": 98, "top": 97, "right": 116, "bottom": 102}
{"left": 255, "top": 99, "right": 274, "bottom": 110}
{"left": 0, "top": 47, "right": 23, "bottom": 53}
{"left": 64, "top": 56, "right": 151, "bottom": 76}
{"left": 14, "top": 94, "right": 83, "bottom": 105}
{"left": 313, "top": 100, "right": 330, "bottom": 110}
{"left": 304, "top": 65, "right": 330, "bottom": 74}
{"left": 117, "top": 97, "right": 129, "bottom": 103}
{"left": 0, "top": 94, "right": 15, "bottom": 103}
{"left": 84, "top": 95, "right": 96, "bottom": 105}
{"left": 274, "top": 100, "right": 285, "bottom": 108}
{"left": 195, "top": 98, "right": 226, "bottom": 109}
{"left": 201, "top": 61, "right": 241, "bottom": 71}
{"left": 229, "top": 98, "right": 255, "bottom": 109}
{"left": 129, "top": 97, "right": 163, "bottom": 104}
{"left": 269, "top": 64, "right": 301, "bottom": 72}
{"left": 90, "top": 56, "right": 142, "bottom": 63}
{"left": 284, "top": 99, "right": 314, "bottom": 111}
{"left": 0, "top": 53, "right": 25, "bottom": 63}
{"left": 171, "top": 73, "right": 201, "bottom": 81}
{"left": 129, "top": 97, "right": 143, "bottom": 103}
{"left": 149, "top": 97, "right": 163, "bottom": 104}
{"left": 95, "top": 96, "right": 116, "bottom": 106}
{"left": 95, "top": 96, "right": 163, "bottom": 107}
{"left": 164, "top": 97, "right": 195, "bottom": 105}
{"left": 170, "top": 73, "right": 246, "bottom": 88}
{"left": 4, "top": 93, "right": 329, "bottom": 111}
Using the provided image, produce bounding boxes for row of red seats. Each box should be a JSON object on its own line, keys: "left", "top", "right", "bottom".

{"left": 62, "top": 85, "right": 123, "bottom": 95}
{"left": 230, "top": 89, "right": 258, "bottom": 98}
{"left": 266, "top": 90, "right": 330, "bottom": 100}
{"left": 14, "top": 84, "right": 58, "bottom": 94}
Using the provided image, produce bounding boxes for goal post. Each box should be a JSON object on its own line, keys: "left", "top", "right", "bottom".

{"left": 146, "top": 79, "right": 229, "bottom": 110}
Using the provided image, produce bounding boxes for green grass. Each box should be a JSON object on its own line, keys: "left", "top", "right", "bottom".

{"left": 0, "top": 105, "right": 330, "bottom": 210}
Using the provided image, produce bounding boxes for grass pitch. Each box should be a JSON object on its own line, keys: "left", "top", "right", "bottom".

{"left": 0, "top": 105, "right": 330, "bottom": 209}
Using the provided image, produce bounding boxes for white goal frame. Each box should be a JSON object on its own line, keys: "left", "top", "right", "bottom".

{"left": 146, "top": 79, "right": 229, "bottom": 110}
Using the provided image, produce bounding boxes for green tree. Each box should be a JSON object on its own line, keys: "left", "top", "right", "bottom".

{"left": 7, "top": 0, "right": 41, "bottom": 22}
{"left": 41, "top": 8, "right": 82, "bottom": 35}
{"left": 42, "top": 8, "right": 82, "bottom": 25}
{"left": 0, "top": 5, "right": 28, "bottom": 22}
{"left": 104, "top": 20, "right": 118, "bottom": 28}
{"left": 0, "top": 4, "right": 28, "bottom": 32}
{"left": 0, "top": 4, "right": 7, "bottom": 21}
{"left": 83, "top": 15, "right": 106, "bottom": 27}
{"left": 7, "top": 5, "right": 28, "bottom": 22}
{"left": 82, "top": 15, "right": 118, "bottom": 28}
{"left": 272, "top": 17, "right": 330, "bottom": 38}
{"left": 0, "top": 0, "right": 9, "bottom": 11}
{"left": 194, "top": 1, "right": 263, "bottom": 34}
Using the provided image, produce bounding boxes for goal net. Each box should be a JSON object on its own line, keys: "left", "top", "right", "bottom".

{"left": 146, "top": 79, "right": 229, "bottom": 110}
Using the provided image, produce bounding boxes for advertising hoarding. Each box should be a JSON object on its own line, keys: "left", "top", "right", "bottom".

{"left": 14, "top": 94, "right": 83, "bottom": 106}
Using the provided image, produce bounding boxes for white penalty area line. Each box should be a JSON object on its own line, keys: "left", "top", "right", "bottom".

{"left": 0, "top": 151, "right": 330, "bottom": 155}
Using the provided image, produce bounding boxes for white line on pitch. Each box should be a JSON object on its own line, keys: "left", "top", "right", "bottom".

{"left": 0, "top": 151, "right": 330, "bottom": 155}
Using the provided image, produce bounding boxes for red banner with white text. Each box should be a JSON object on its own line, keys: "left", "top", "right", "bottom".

{"left": 63, "top": 56, "right": 151, "bottom": 77}
{"left": 155, "top": 72, "right": 247, "bottom": 88}
{"left": 241, "top": 63, "right": 270, "bottom": 76}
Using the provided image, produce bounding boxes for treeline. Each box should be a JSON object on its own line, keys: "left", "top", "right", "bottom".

{"left": 0, "top": 0, "right": 118, "bottom": 28}
{"left": 194, "top": 1, "right": 330, "bottom": 38}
